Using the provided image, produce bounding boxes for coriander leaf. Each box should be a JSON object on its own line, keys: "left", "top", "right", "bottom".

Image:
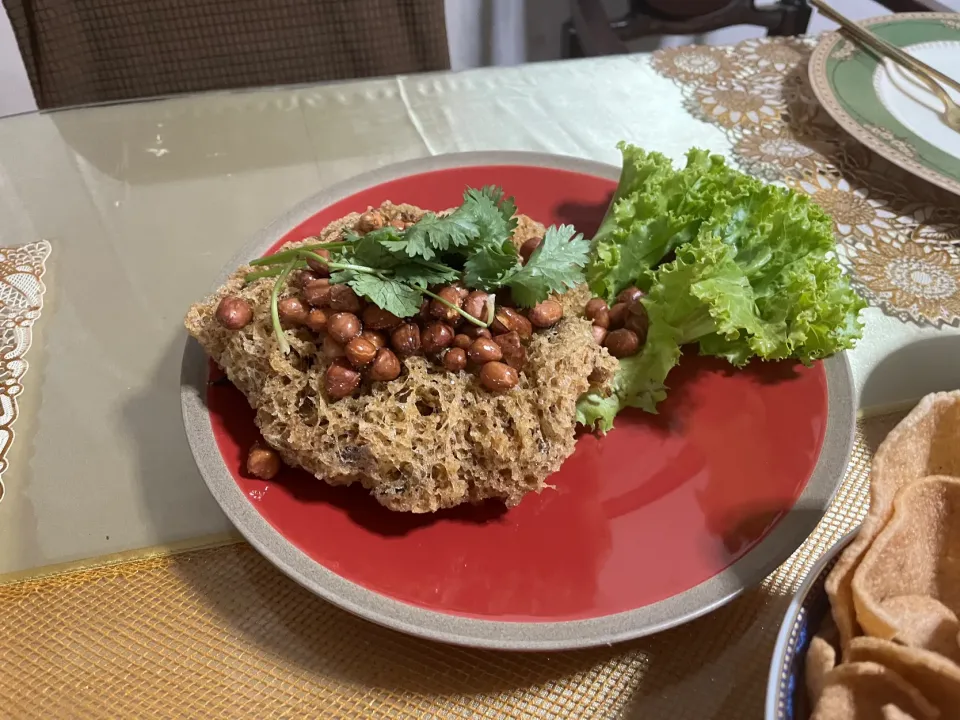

{"left": 462, "top": 240, "right": 520, "bottom": 290}
{"left": 345, "top": 273, "right": 423, "bottom": 318}
{"left": 394, "top": 212, "right": 477, "bottom": 261}
{"left": 328, "top": 269, "right": 354, "bottom": 285}
{"left": 346, "top": 233, "right": 406, "bottom": 269}
{"left": 392, "top": 260, "right": 460, "bottom": 288}
{"left": 474, "top": 186, "right": 518, "bottom": 223}
{"left": 506, "top": 224, "right": 590, "bottom": 307}
{"left": 460, "top": 186, "right": 518, "bottom": 249}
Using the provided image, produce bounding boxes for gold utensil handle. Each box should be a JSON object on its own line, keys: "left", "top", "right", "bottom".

{"left": 809, "top": 0, "right": 960, "bottom": 96}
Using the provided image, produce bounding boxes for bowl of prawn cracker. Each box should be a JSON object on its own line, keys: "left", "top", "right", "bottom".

{"left": 767, "top": 390, "right": 960, "bottom": 720}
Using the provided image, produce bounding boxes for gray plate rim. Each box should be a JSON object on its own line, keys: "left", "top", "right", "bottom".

{"left": 180, "top": 150, "right": 857, "bottom": 651}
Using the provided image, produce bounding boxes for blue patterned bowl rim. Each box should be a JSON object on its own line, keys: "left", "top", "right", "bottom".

{"left": 765, "top": 528, "right": 859, "bottom": 720}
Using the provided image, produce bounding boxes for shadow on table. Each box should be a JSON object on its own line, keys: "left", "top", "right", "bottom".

{"left": 859, "top": 335, "right": 960, "bottom": 420}
{"left": 121, "top": 335, "right": 232, "bottom": 542}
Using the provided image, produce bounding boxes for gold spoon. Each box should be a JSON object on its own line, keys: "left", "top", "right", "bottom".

{"left": 810, "top": 0, "right": 960, "bottom": 132}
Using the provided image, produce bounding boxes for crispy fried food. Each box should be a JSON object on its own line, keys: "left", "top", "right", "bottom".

{"left": 810, "top": 662, "right": 938, "bottom": 720}
{"left": 826, "top": 391, "right": 960, "bottom": 654}
{"left": 847, "top": 636, "right": 960, "bottom": 716}
{"left": 850, "top": 476, "right": 960, "bottom": 662}
{"left": 185, "top": 203, "right": 617, "bottom": 513}
{"left": 807, "top": 618, "right": 841, "bottom": 707}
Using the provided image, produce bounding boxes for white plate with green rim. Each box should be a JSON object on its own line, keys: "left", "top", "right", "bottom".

{"left": 809, "top": 12, "right": 960, "bottom": 197}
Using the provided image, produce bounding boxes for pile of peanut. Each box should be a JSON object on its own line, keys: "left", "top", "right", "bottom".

{"left": 216, "top": 268, "right": 569, "bottom": 401}
{"left": 583, "top": 286, "right": 648, "bottom": 358}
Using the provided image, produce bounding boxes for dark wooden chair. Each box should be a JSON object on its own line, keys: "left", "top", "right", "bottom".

{"left": 3, "top": 0, "right": 450, "bottom": 109}
{"left": 562, "top": 0, "right": 811, "bottom": 58}
{"left": 562, "top": 0, "right": 954, "bottom": 59}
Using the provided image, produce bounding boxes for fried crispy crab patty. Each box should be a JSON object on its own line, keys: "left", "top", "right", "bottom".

{"left": 185, "top": 202, "right": 616, "bottom": 512}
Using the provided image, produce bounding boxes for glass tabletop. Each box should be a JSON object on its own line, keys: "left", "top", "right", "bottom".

{"left": 0, "top": 53, "right": 955, "bottom": 578}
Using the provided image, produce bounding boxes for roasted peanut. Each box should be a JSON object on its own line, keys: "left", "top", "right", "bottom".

{"left": 328, "top": 284, "right": 363, "bottom": 313}
{"left": 625, "top": 300, "right": 649, "bottom": 343}
{"left": 591, "top": 307, "right": 611, "bottom": 329}
{"left": 292, "top": 269, "right": 322, "bottom": 288}
{"left": 389, "top": 217, "right": 405, "bottom": 231}
{"left": 325, "top": 359, "right": 361, "bottom": 400}
{"left": 321, "top": 334, "right": 346, "bottom": 359}
{"left": 585, "top": 298, "right": 609, "bottom": 322}
{"left": 608, "top": 302, "right": 628, "bottom": 329}
{"left": 362, "top": 305, "right": 401, "bottom": 330}
{"left": 617, "top": 286, "right": 644, "bottom": 305}
{"left": 528, "top": 299, "right": 563, "bottom": 328}
{"left": 305, "top": 308, "right": 328, "bottom": 333}
{"left": 442, "top": 347, "right": 467, "bottom": 372}
{"left": 421, "top": 322, "right": 455, "bottom": 354}
{"left": 361, "top": 329, "right": 387, "bottom": 349}
{"left": 468, "top": 337, "right": 503, "bottom": 365}
{"left": 491, "top": 307, "right": 533, "bottom": 340}
{"left": 391, "top": 323, "right": 421, "bottom": 356}
{"left": 462, "top": 325, "right": 493, "bottom": 340}
{"left": 369, "top": 348, "right": 401, "bottom": 381}
{"left": 357, "top": 210, "right": 385, "bottom": 233}
{"left": 429, "top": 286, "right": 464, "bottom": 324}
{"left": 328, "top": 312, "right": 361, "bottom": 344}
{"left": 493, "top": 331, "right": 526, "bottom": 370}
{"left": 277, "top": 296, "right": 308, "bottom": 327}
{"left": 591, "top": 325, "right": 608, "bottom": 345}
{"left": 462, "top": 291, "right": 490, "bottom": 321}
{"left": 452, "top": 333, "right": 472, "bottom": 350}
{"left": 480, "top": 362, "right": 519, "bottom": 391}
{"left": 303, "top": 282, "right": 332, "bottom": 308}
{"left": 604, "top": 328, "right": 640, "bottom": 357}
{"left": 519, "top": 236, "right": 542, "bottom": 264}
{"left": 306, "top": 248, "right": 331, "bottom": 277}
{"left": 247, "top": 442, "right": 281, "bottom": 480}
{"left": 345, "top": 336, "right": 378, "bottom": 368}
{"left": 418, "top": 298, "right": 431, "bottom": 321}
{"left": 215, "top": 296, "right": 253, "bottom": 330}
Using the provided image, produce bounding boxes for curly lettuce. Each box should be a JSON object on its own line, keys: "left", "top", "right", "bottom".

{"left": 578, "top": 144, "right": 866, "bottom": 432}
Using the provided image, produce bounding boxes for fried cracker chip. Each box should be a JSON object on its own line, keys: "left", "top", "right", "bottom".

{"left": 808, "top": 617, "right": 841, "bottom": 706}
{"left": 875, "top": 596, "right": 960, "bottom": 663}
{"left": 882, "top": 705, "right": 922, "bottom": 720}
{"left": 811, "top": 662, "right": 938, "bottom": 720}
{"left": 848, "top": 636, "right": 960, "bottom": 715}
{"left": 826, "top": 392, "right": 960, "bottom": 653}
{"left": 851, "top": 476, "right": 960, "bottom": 658}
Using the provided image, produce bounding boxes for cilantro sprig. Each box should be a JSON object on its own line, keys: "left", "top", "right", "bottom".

{"left": 245, "top": 187, "right": 589, "bottom": 354}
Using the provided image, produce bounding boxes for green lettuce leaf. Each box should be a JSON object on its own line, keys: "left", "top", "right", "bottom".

{"left": 578, "top": 144, "right": 866, "bottom": 430}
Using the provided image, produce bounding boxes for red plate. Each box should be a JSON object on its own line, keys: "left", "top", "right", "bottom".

{"left": 182, "top": 152, "right": 855, "bottom": 648}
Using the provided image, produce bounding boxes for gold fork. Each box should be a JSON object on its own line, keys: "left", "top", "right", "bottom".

{"left": 810, "top": 0, "right": 960, "bottom": 133}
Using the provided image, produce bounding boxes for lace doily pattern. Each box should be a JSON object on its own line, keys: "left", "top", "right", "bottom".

{"left": 0, "top": 241, "right": 51, "bottom": 504}
{"left": 651, "top": 38, "right": 960, "bottom": 328}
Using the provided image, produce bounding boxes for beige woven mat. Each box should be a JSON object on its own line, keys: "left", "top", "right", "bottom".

{"left": 0, "top": 414, "right": 900, "bottom": 720}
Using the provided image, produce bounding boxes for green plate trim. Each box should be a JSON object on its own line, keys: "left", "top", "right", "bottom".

{"left": 810, "top": 13, "right": 960, "bottom": 196}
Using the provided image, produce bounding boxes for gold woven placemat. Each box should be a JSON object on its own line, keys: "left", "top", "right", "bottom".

{"left": 0, "top": 415, "right": 899, "bottom": 719}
